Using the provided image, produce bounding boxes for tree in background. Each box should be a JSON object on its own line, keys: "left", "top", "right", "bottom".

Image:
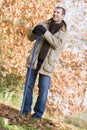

{"left": 0, "top": 0, "right": 87, "bottom": 119}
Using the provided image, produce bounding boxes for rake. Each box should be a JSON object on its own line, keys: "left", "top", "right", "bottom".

{"left": 20, "top": 36, "right": 39, "bottom": 114}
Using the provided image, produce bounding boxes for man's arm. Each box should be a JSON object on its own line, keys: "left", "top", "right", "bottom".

{"left": 44, "top": 30, "right": 67, "bottom": 50}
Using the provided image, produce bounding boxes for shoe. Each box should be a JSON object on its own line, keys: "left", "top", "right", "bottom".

{"left": 31, "top": 113, "right": 41, "bottom": 120}
{"left": 26, "top": 113, "right": 31, "bottom": 119}
{"left": 20, "top": 113, "right": 31, "bottom": 120}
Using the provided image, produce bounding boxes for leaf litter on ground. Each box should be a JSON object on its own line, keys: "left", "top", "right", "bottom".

{"left": 0, "top": 103, "right": 85, "bottom": 130}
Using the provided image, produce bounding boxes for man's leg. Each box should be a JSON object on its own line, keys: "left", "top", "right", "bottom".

{"left": 33, "top": 74, "right": 51, "bottom": 119}
{"left": 22, "top": 68, "right": 38, "bottom": 114}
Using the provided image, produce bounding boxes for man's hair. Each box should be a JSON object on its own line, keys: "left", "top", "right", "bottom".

{"left": 56, "top": 6, "right": 66, "bottom": 15}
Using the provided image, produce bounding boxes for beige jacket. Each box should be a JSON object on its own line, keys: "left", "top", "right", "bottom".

{"left": 26, "top": 19, "right": 67, "bottom": 77}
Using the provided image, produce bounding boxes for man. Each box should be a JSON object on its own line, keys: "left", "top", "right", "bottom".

{"left": 22, "top": 6, "right": 67, "bottom": 120}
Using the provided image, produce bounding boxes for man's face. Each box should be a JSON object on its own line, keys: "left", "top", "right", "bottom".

{"left": 53, "top": 8, "right": 64, "bottom": 23}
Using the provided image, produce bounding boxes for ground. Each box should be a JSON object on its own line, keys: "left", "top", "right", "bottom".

{"left": 0, "top": 103, "right": 86, "bottom": 130}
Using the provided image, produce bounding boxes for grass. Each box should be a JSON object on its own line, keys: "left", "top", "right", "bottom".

{"left": 64, "top": 116, "right": 87, "bottom": 130}
{"left": 0, "top": 67, "right": 24, "bottom": 108}
{"left": 0, "top": 117, "right": 38, "bottom": 130}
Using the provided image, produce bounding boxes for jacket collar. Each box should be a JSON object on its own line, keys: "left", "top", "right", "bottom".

{"left": 47, "top": 18, "right": 67, "bottom": 32}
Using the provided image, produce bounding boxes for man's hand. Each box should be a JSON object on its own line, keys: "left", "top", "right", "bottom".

{"left": 32, "top": 25, "right": 46, "bottom": 36}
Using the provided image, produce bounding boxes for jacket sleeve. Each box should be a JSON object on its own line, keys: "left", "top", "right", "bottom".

{"left": 44, "top": 30, "right": 67, "bottom": 50}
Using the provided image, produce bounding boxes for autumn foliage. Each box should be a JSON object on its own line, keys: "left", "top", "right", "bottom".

{"left": 0, "top": 0, "right": 57, "bottom": 76}
{"left": 0, "top": 0, "right": 87, "bottom": 119}
{"left": 47, "top": 49, "right": 87, "bottom": 118}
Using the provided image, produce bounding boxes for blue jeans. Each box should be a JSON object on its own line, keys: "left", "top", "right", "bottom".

{"left": 22, "top": 60, "right": 51, "bottom": 119}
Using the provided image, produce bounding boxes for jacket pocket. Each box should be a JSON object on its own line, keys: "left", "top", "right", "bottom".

{"left": 48, "top": 50, "right": 57, "bottom": 64}
{"left": 43, "top": 63, "right": 55, "bottom": 73}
